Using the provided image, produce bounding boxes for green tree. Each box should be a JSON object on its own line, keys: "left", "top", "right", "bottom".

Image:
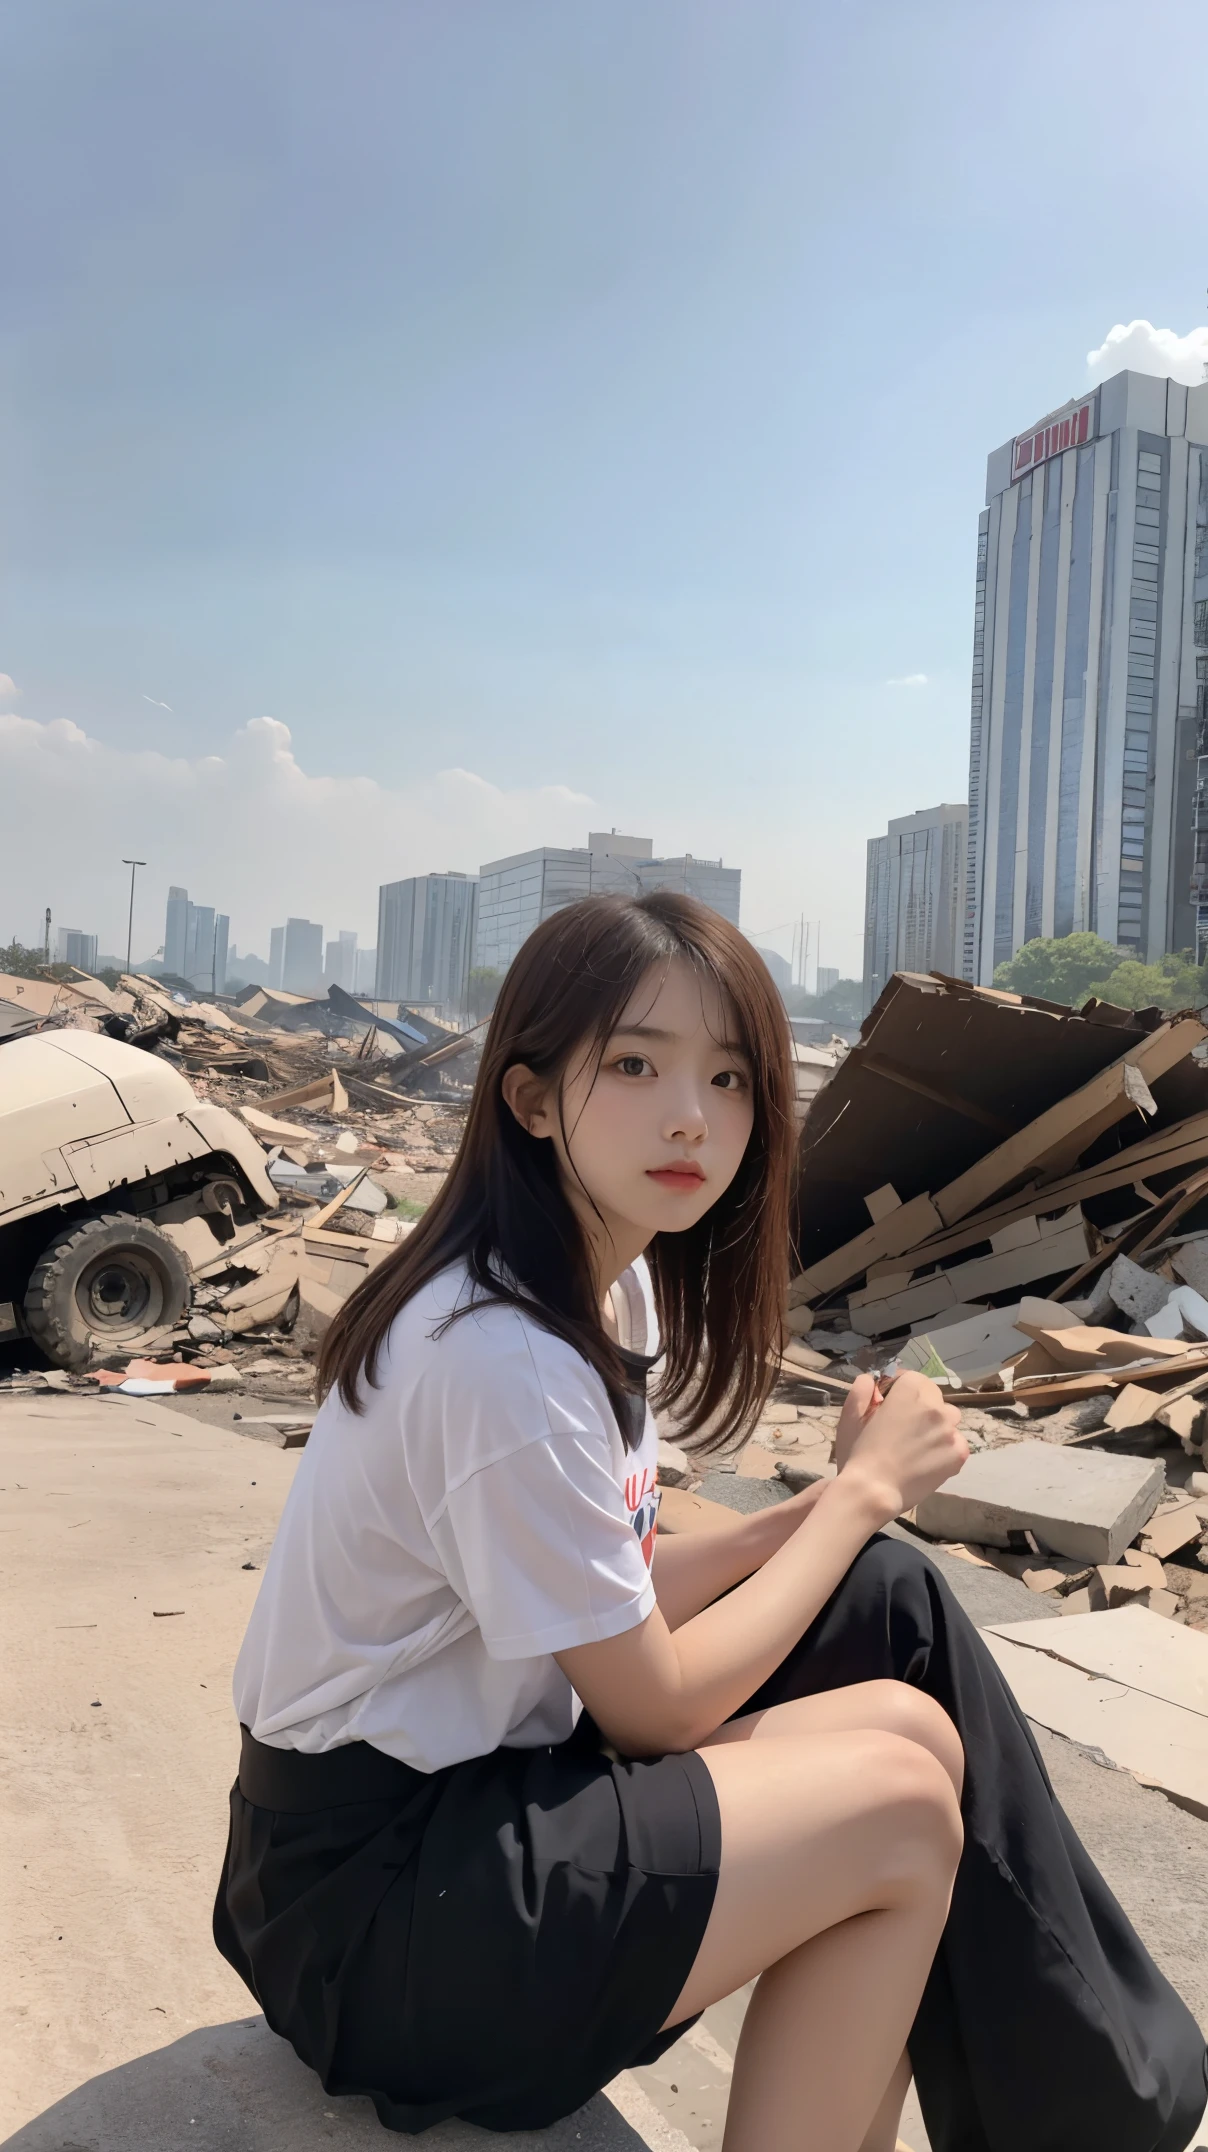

{"left": 993, "top": 933, "right": 1124, "bottom": 1007}
{"left": 466, "top": 967, "right": 504, "bottom": 1023}
{"left": 0, "top": 939, "right": 47, "bottom": 978}
{"left": 1083, "top": 953, "right": 1206, "bottom": 1012}
{"left": 783, "top": 979, "right": 865, "bottom": 1026}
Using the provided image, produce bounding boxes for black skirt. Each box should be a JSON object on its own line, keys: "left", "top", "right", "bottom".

{"left": 213, "top": 1718, "right": 721, "bottom": 2134}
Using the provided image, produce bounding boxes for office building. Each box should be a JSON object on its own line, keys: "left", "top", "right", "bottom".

{"left": 864, "top": 803, "right": 968, "bottom": 1012}
{"left": 55, "top": 927, "right": 98, "bottom": 973}
{"left": 162, "top": 886, "right": 228, "bottom": 993}
{"left": 281, "top": 918, "right": 324, "bottom": 997}
{"left": 324, "top": 930, "right": 358, "bottom": 992}
{"left": 164, "top": 887, "right": 190, "bottom": 977}
{"left": 964, "top": 368, "right": 1208, "bottom": 980}
{"left": 376, "top": 873, "right": 477, "bottom": 1014}
{"left": 269, "top": 925, "right": 285, "bottom": 990}
{"left": 816, "top": 966, "right": 840, "bottom": 996}
{"left": 474, "top": 833, "right": 741, "bottom": 974}
{"left": 355, "top": 947, "right": 377, "bottom": 996}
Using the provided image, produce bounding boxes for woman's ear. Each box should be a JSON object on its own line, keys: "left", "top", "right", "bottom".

{"left": 501, "top": 1064, "right": 555, "bottom": 1139}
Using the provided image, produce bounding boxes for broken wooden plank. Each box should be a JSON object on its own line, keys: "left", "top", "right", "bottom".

{"left": 308, "top": 1167, "right": 369, "bottom": 1232}
{"left": 863, "top": 1182, "right": 902, "bottom": 1224}
{"left": 849, "top": 1220, "right": 1090, "bottom": 1339}
{"left": 257, "top": 1073, "right": 340, "bottom": 1114}
{"left": 931, "top": 1019, "right": 1204, "bottom": 1231}
{"left": 794, "top": 1191, "right": 945, "bottom": 1301}
{"left": 867, "top": 1113, "right": 1208, "bottom": 1282}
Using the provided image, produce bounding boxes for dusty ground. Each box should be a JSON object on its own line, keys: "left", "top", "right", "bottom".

{"left": 4, "top": 1396, "right": 1208, "bottom": 2152}
{"left": 0, "top": 1394, "right": 690, "bottom": 2152}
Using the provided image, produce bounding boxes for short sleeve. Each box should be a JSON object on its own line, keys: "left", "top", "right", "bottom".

{"left": 431, "top": 1427, "right": 657, "bottom": 1661}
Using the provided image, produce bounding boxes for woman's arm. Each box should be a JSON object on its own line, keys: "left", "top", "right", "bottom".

{"left": 652, "top": 1483, "right": 828, "bottom": 1630}
{"left": 557, "top": 1373, "right": 966, "bottom": 1758}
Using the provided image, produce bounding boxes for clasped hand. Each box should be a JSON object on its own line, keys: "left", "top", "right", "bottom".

{"left": 833, "top": 1369, "right": 968, "bottom": 1522}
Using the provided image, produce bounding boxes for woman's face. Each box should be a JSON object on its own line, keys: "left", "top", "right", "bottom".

{"left": 514, "top": 957, "right": 756, "bottom": 1257}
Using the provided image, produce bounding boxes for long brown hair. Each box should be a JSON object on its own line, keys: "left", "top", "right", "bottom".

{"left": 317, "top": 891, "right": 795, "bottom": 1451}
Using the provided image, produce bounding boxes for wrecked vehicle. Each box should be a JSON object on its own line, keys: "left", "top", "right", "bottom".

{"left": 0, "top": 1031, "right": 278, "bottom": 1367}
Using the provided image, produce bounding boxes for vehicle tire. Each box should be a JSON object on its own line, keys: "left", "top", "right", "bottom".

{"left": 24, "top": 1213, "right": 191, "bottom": 1370}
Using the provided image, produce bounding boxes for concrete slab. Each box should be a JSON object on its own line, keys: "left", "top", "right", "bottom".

{"left": 2, "top": 2015, "right": 689, "bottom": 2150}
{"left": 984, "top": 1628, "right": 1208, "bottom": 1815}
{"left": 915, "top": 1440, "right": 1164, "bottom": 1564}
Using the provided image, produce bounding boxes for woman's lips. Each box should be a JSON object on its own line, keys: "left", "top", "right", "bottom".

{"left": 646, "top": 1166, "right": 706, "bottom": 1191}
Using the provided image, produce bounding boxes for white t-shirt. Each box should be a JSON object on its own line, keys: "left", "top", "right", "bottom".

{"left": 233, "top": 1258, "right": 662, "bottom": 1773}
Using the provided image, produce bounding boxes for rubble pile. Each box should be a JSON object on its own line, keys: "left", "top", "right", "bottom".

{"left": 0, "top": 966, "right": 477, "bottom": 1389}
{"left": 694, "top": 969, "right": 1208, "bottom": 1629}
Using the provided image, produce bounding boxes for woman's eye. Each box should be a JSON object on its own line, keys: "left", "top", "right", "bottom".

{"left": 712, "top": 1068, "right": 747, "bottom": 1091}
{"left": 616, "top": 1055, "right": 651, "bottom": 1077}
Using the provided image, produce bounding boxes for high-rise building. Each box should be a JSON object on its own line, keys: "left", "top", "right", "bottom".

{"left": 816, "top": 966, "right": 840, "bottom": 996}
{"left": 269, "top": 925, "right": 285, "bottom": 990}
{"left": 355, "top": 947, "right": 377, "bottom": 997}
{"left": 376, "top": 873, "right": 478, "bottom": 1014}
{"left": 964, "top": 368, "right": 1208, "bottom": 981}
{"left": 324, "top": 930, "right": 358, "bottom": 992}
{"left": 864, "top": 804, "right": 968, "bottom": 1012}
{"left": 164, "top": 887, "right": 189, "bottom": 977}
{"left": 474, "top": 833, "right": 741, "bottom": 975}
{"left": 55, "top": 927, "right": 98, "bottom": 972}
{"left": 161, "top": 886, "right": 228, "bottom": 992}
{"left": 281, "top": 918, "right": 324, "bottom": 996}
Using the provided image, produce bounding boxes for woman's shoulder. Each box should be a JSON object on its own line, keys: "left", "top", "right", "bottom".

{"left": 384, "top": 1260, "right": 605, "bottom": 1406}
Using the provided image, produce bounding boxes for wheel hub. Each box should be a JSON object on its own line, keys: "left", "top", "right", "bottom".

{"left": 77, "top": 1255, "right": 157, "bottom": 1332}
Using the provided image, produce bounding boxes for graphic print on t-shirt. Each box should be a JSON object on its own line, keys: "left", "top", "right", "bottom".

{"left": 625, "top": 1466, "right": 660, "bottom": 1568}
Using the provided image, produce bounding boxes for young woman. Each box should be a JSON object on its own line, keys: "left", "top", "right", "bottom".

{"left": 215, "top": 892, "right": 1206, "bottom": 2152}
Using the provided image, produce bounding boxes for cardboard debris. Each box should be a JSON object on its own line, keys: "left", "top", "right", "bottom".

{"left": 1138, "top": 1502, "right": 1205, "bottom": 1562}
{"left": 786, "top": 974, "right": 1208, "bottom": 1429}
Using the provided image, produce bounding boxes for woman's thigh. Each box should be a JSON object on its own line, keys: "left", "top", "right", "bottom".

{"left": 662, "top": 1727, "right": 963, "bottom": 2028}
{"left": 702, "top": 1679, "right": 965, "bottom": 1800}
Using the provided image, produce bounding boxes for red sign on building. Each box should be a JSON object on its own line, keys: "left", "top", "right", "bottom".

{"left": 1012, "top": 397, "right": 1095, "bottom": 479}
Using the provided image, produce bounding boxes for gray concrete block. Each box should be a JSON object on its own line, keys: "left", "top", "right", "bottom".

{"left": 4, "top": 2016, "right": 675, "bottom": 2151}
{"left": 1104, "top": 1253, "right": 1171, "bottom": 1324}
{"left": 914, "top": 1440, "right": 1164, "bottom": 1565}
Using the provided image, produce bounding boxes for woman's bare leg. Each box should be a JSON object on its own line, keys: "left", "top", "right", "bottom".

{"left": 703, "top": 1677, "right": 964, "bottom": 1800}
{"left": 858, "top": 2049, "right": 912, "bottom": 2152}
{"left": 703, "top": 1681, "right": 963, "bottom": 2151}
{"left": 661, "top": 1728, "right": 962, "bottom": 2152}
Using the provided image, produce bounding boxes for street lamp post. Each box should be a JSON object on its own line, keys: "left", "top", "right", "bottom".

{"left": 122, "top": 859, "right": 146, "bottom": 975}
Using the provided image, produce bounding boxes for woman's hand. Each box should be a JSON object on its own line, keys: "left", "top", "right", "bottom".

{"left": 839, "top": 1370, "right": 967, "bottom": 1520}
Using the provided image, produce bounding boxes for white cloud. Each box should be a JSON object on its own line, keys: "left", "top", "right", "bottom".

{"left": 0, "top": 674, "right": 18, "bottom": 705}
{"left": 142, "top": 694, "right": 173, "bottom": 712}
{"left": 886, "top": 673, "right": 928, "bottom": 688}
{"left": 1086, "top": 321, "right": 1208, "bottom": 388}
{"left": 0, "top": 708, "right": 592, "bottom": 958}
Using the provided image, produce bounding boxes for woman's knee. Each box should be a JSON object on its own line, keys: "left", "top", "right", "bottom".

{"left": 873, "top": 1733, "right": 964, "bottom": 1897}
{"left": 861, "top": 1680, "right": 964, "bottom": 1802}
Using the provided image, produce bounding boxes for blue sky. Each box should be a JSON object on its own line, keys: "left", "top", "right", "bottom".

{"left": 3, "top": 0, "right": 1208, "bottom": 976}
